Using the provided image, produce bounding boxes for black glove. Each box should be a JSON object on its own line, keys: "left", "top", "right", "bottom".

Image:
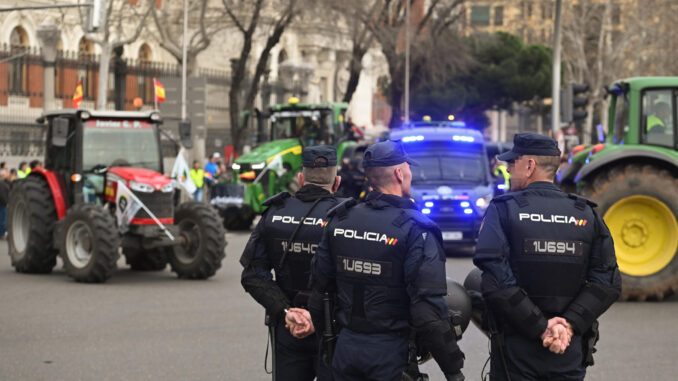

{"left": 446, "top": 372, "right": 464, "bottom": 381}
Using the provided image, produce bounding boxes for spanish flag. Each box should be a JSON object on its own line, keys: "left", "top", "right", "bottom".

{"left": 72, "top": 80, "right": 83, "bottom": 108}
{"left": 154, "top": 78, "right": 166, "bottom": 103}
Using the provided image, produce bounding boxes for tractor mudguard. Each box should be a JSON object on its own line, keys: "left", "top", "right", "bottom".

{"left": 574, "top": 147, "right": 678, "bottom": 183}
{"left": 28, "top": 168, "right": 68, "bottom": 220}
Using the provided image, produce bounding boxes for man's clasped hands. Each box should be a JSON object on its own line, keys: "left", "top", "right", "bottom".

{"left": 285, "top": 308, "right": 574, "bottom": 354}
{"left": 284, "top": 308, "right": 315, "bottom": 339}
{"left": 541, "top": 317, "right": 574, "bottom": 354}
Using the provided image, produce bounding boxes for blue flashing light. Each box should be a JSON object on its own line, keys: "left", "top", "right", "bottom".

{"left": 497, "top": 184, "right": 507, "bottom": 190}
{"left": 452, "top": 135, "right": 475, "bottom": 143}
{"left": 460, "top": 201, "right": 470, "bottom": 208}
{"left": 464, "top": 208, "right": 473, "bottom": 214}
{"left": 422, "top": 208, "right": 431, "bottom": 214}
{"left": 424, "top": 201, "right": 434, "bottom": 208}
{"left": 402, "top": 135, "right": 425, "bottom": 143}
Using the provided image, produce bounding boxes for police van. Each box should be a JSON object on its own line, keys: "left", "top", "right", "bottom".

{"left": 390, "top": 121, "right": 494, "bottom": 251}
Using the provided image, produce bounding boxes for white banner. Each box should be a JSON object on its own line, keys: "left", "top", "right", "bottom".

{"left": 116, "top": 180, "right": 175, "bottom": 240}
{"left": 116, "top": 181, "right": 142, "bottom": 233}
{"left": 171, "top": 148, "right": 197, "bottom": 194}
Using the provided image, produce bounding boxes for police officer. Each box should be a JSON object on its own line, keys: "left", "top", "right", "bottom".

{"left": 310, "top": 141, "right": 465, "bottom": 381}
{"left": 240, "top": 145, "right": 343, "bottom": 380}
{"left": 473, "top": 133, "right": 621, "bottom": 381}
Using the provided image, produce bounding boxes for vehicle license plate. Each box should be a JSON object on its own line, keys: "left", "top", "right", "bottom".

{"left": 442, "top": 231, "right": 463, "bottom": 241}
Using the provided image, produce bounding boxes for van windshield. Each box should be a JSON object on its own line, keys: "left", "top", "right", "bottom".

{"left": 409, "top": 153, "right": 487, "bottom": 183}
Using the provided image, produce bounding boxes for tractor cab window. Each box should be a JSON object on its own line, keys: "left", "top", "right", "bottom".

{"left": 82, "top": 119, "right": 161, "bottom": 172}
{"left": 270, "top": 110, "right": 333, "bottom": 146}
{"left": 642, "top": 89, "right": 675, "bottom": 148}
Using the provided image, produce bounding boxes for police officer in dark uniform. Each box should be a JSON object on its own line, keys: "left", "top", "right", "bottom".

{"left": 310, "top": 141, "right": 465, "bottom": 381}
{"left": 473, "top": 133, "right": 621, "bottom": 381}
{"left": 240, "top": 145, "right": 343, "bottom": 380}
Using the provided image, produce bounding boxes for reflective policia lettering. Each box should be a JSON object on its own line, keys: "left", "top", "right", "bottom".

{"left": 518, "top": 213, "right": 588, "bottom": 226}
{"left": 525, "top": 239, "right": 583, "bottom": 256}
{"left": 280, "top": 241, "right": 318, "bottom": 254}
{"left": 333, "top": 228, "right": 398, "bottom": 245}
{"left": 341, "top": 257, "right": 382, "bottom": 275}
{"left": 271, "top": 215, "right": 327, "bottom": 226}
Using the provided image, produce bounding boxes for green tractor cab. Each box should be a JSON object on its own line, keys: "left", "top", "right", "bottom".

{"left": 216, "top": 100, "right": 358, "bottom": 230}
{"left": 558, "top": 77, "right": 678, "bottom": 300}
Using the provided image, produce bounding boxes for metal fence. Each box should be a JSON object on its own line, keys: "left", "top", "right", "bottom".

{"left": 0, "top": 44, "right": 231, "bottom": 166}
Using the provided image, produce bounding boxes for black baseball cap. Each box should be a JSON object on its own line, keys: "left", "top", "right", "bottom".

{"left": 302, "top": 145, "right": 337, "bottom": 168}
{"left": 497, "top": 133, "right": 561, "bottom": 162}
{"left": 362, "top": 140, "right": 419, "bottom": 168}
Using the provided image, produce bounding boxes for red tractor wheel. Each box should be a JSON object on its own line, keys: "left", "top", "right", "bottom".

{"left": 7, "top": 176, "right": 58, "bottom": 273}
{"left": 168, "top": 201, "right": 226, "bottom": 279}
{"left": 59, "top": 203, "right": 121, "bottom": 283}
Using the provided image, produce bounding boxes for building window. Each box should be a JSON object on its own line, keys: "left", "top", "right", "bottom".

{"left": 78, "top": 37, "right": 95, "bottom": 100}
{"left": 8, "top": 26, "right": 29, "bottom": 95}
{"left": 471, "top": 6, "right": 490, "bottom": 26}
{"left": 612, "top": 4, "right": 621, "bottom": 25}
{"left": 542, "top": 2, "right": 554, "bottom": 19}
{"left": 494, "top": 6, "right": 504, "bottom": 26}
{"left": 137, "top": 44, "right": 152, "bottom": 103}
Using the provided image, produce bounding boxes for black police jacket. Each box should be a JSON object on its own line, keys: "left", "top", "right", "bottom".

{"left": 240, "top": 184, "right": 344, "bottom": 325}
{"left": 474, "top": 182, "right": 621, "bottom": 338}
{"left": 311, "top": 191, "right": 465, "bottom": 376}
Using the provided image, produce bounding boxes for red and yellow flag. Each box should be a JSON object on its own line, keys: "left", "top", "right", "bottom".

{"left": 72, "top": 81, "right": 83, "bottom": 108}
{"left": 154, "top": 78, "right": 166, "bottom": 103}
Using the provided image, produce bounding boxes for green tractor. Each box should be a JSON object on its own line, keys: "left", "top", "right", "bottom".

{"left": 216, "top": 99, "right": 358, "bottom": 230}
{"left": 558, "top": 77, "right": 678, "bottom": 300}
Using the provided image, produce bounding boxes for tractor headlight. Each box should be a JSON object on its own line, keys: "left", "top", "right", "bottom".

{"left": 251, "top": 162, "right": 266, "bottom": 170}
{"left": 129, "top": 180, "right": 154, "bottom": 193}
{"left": 232, "top": 163, "right": 241, "bottom": 170}
{"left": 161, "top": 182, "right": 174, "bottom": 193}
{"left": 475, "top": 194, "right": 493, "bottom": 212}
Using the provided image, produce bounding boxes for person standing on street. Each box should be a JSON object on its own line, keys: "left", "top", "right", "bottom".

{"left": 241, "top": 145, "right": 343, "bottom": 381}
{"left": 310, "top": 141, "right": 465, "bottom": 381}
{"left": 17, "top": 162, "right": 28, "bottom": 179}
{"left": 473, "top": 133, "right": 621, "bottom": 381}
{"left": 0, "top": 169, "right": 9, "bottom": 238}
{"left": 189, "top": 160, "right": 205, "bottom": 202}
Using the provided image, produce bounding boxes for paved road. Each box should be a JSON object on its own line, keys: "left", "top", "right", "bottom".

{"left": 1, "top": 231, "right": 676, "bottom": 381}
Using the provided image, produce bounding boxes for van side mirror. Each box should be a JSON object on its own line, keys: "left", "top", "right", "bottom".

{"left": 52, "top": 117, "right": 70, "bottom": 147}
{"left": 179, "top": 120, "right": 192, "bottom": 149}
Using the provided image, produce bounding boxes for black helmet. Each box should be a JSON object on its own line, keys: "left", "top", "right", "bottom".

{"left": 444, "top": 279, "right": 472, "bottom": 340}
{"left": 464, "top": 267, "right": 490, "bottom": 338}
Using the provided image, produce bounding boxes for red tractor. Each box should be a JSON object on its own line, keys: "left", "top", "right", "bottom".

{"left": 7, "top": 109, "right": 226, "bottom": 283}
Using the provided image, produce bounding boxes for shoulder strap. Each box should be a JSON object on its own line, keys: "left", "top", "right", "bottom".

{"left": 568, "top": 193, "right": 597, "bottom": 210}
{"left": 394, "top": 209, "right": 443, "bottom": 244}
{"left": 262, "top": 191, "right": 291, "bottom": 207}
{"left": 326, "top": 198, "right": 358, "bottom": 221}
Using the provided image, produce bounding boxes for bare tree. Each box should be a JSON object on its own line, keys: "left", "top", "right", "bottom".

{"left": 150, "top": 0, "right": 228, "bottom": 76}
{"left": 561, "top": 0, "right": 674, "bottom": 143}
{"left": 222, "top": 0, "right": 302, "bottom": 152}
{"left": 79, "top": 0, "right": 153, "bottom": 109}
{"left": 345, "top": 0, "right": 465, "bottom": 127}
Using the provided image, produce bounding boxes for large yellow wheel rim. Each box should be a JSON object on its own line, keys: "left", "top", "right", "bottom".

{"left": 605, "top": 195, "right": 678, "bottom": 276}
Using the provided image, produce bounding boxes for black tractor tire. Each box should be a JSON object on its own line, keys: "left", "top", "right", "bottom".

{"left": 169, "top": 201, "right": 226, "bottom": 279}
{"left": 123, "top": 248, "right": 167, "bottom": 271}
{"left": 59, "top": 203, "right": 121, "bottom": 283}
{"left": 7, "top": 176, "right": 58, "bottom": 273}
{"left": 581, "top": 164, "right": 678, "bottom": 301}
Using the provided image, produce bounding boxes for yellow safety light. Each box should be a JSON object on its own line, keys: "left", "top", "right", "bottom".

{"left": 288, "top": 97, "right": 299, "bottom": 104}
{"left": 423, "top": 115, "right": 431, "bottom": 122}
{"left": 448, "top": 114, "right": 455, "bottom": 121}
